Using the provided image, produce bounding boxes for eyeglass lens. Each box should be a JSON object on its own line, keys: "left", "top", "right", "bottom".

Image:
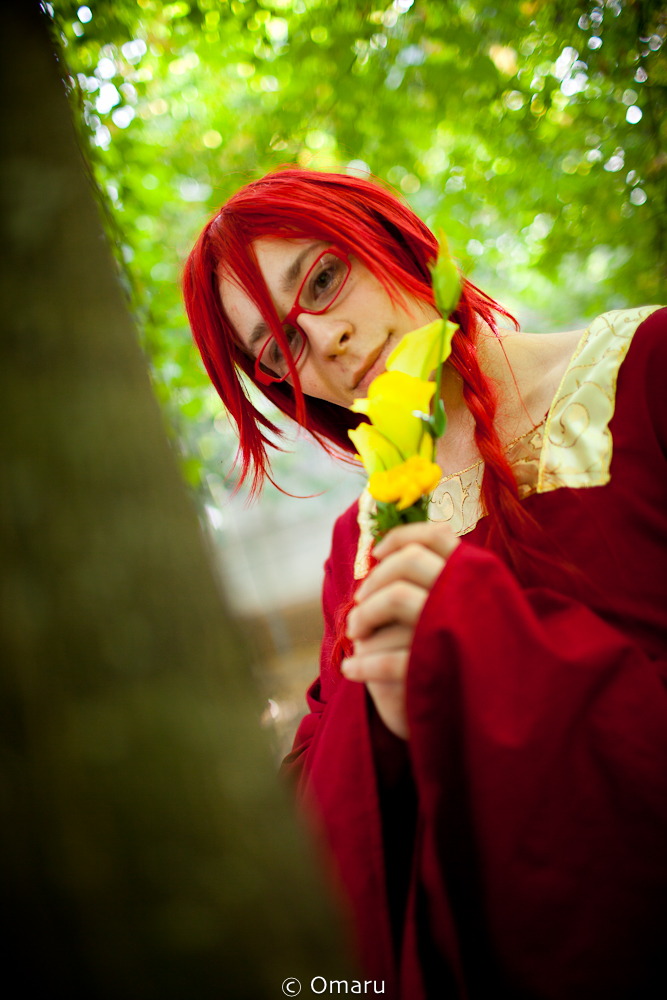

{"left": 259, "top": 328, "right": 305, "bottom": 379}
{"left": 297, "top": 251, "right": 349, "bottom": 311}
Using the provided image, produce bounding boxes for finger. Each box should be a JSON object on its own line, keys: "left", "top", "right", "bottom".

{"left": 367, "top": 680, "right": 409, "bottom": 740}
{"left": 374, "top": 520, "right": 460, "bottom": 563}
{"left": 347, "top": 580, "right": 427, "bottom": 639}
{"left": 356, "top": 543, "right": 444, "bottom": 601}
{"left": 341, "top": 648, "right": 409, "bottom": 683}
{"left": 353, "top": 623, "right": 413, "bottom": 656}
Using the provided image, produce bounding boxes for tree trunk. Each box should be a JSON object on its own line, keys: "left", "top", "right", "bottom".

{"left": 0, "top": 4, "right": 349, "bottom": 996}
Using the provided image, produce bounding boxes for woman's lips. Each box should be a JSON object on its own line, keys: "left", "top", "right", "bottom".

{"left": 353, "top": 337, "right": 392, "bottom": 392}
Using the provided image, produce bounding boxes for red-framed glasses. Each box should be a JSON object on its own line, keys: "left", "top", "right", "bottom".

{"left": 255, "top": 247, "right": 351, "bottom": 386}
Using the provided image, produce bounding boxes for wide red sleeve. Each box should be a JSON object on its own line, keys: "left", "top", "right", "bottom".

{"left": 281, "top": 499, "right": 361, "bottom": 784}
{"left": 407, "top": 541, "right": 667, "bottom": 998}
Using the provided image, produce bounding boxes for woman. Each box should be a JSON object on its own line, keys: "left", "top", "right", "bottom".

{"left": 184, "top": 168, "right": 667, "bottom": 999}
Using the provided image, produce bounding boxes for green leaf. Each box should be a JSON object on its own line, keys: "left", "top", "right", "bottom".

{"left": 429, "top": 398, "right": 447, "bottom": 439}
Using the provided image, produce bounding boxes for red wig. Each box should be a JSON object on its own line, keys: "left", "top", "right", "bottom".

{"left": 183, "top": 168, "right": 523, "bottom": 550}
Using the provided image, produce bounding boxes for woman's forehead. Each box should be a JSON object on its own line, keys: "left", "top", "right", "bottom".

{"left": 216, "top": 237, "right": 317, "bottom": 292}
{"left": 252, "top": 237, "right": 328, "bottom": 293}
{"left": 253, "top": 236, "right": 314, "bottom": 270}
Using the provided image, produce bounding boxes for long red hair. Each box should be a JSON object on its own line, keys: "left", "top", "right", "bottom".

{"left": 183, "top": 168, "right": 523, "bottom": 552}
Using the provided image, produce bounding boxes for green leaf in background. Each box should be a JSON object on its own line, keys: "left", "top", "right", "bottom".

{"left": 50, "top": 0, "right": 667, "bottom": 507}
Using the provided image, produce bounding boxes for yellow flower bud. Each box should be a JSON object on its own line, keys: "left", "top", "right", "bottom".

{"left": 369, "top": 455, "right": 442, "bottom": 511}
{"left": 430, "top": 231, "right": 462, "bottom": 317}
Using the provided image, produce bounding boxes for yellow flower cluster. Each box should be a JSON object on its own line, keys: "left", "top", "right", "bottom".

{"left": 369, "top": 456, "right": 443, "bottom": 511}
{"left": 348, "top": 317, "right": 456, "bottom": 506}
{"left": 346, "top": 237, "right": 461, "bottom": 521}
{"left": 349, "top": 370, "right": 436, "bottom": 473}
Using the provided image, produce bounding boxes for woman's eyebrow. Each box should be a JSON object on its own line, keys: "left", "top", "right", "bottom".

{"left": 248, "top": 319, "right": 269, "bottom": 349}
{"left": 280, "top": 244, "right": 321, "bottom": 294}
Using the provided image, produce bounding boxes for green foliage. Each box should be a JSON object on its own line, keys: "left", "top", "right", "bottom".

{"left": 51, "top": 0, "right": 667, "bottom": 496}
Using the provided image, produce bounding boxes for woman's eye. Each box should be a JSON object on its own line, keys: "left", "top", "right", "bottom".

{"left": 268, "top": 329, "right": 295, "bottom": 365}
{"left": 315, "top": 270, "right": 333, "bottom": 290}
{"left": 309, "top": 268, "right": 334, "bottom": 300}
{"left": 308, "top": 256, "right": 344, "bottom": 303}
{"left": 269, "top": 339, "right": 284, "bottom": 364}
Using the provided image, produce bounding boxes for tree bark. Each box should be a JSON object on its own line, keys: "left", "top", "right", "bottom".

{"left": 0, "top": 4, "right": 349, "bottom": 996}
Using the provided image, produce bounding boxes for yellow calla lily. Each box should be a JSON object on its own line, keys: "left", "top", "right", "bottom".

{"left": 369, "top": 456, "right": 442, "bottom": 511}
{"left": 350, "top": 370, "right": 434, "bottom": 459}
{"left": 386, "top": 318, "right": 458, "bottom": 381}
{"left": 348, "top": 422, "right": 403, "bottom": 476}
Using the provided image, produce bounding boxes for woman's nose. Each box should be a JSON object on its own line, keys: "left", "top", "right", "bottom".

{"left": 297, "top": 312, "right": 352, "bottom": 355}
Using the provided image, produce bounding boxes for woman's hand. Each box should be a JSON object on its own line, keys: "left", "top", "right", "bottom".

{"left": 342, "top": 522, "right": 460, "bottom": 739}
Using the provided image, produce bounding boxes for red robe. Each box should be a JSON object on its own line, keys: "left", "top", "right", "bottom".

{"left": 284, "top": 308, "right": 667, "bottom": 999}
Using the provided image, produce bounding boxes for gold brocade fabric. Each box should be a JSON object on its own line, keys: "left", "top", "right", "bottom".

{"left": 354, "top": 306, "right": 661, "bottom": 579}
{"left": 429, "top": 420, "right": 545, "bottom": 534}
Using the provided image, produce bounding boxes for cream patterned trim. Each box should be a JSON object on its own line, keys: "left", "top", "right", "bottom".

{"left": 537, "top": 306, "right": 660, "bottom": 491}
{"left": 429, "top": 419, "right": 546, "bottom": 533}
{"left": 353, "top": 306, "right": 661, "bottom": 578}
{"left": 429, "top": 460, "right": 485, "bottom": 535}
{"left": 354, "top": 487, "right": 377, "bottom": 580}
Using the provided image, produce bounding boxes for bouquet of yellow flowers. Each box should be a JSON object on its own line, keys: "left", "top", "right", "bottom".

{"left": 348, "top": 234, "right": 461, "bottom": 537}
